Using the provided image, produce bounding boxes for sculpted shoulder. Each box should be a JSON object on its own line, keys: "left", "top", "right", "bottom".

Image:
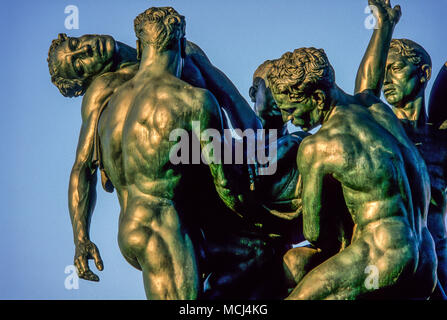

{"left": 354, "top": 91, "right": 398, "bottom": 121}
{"left": 185, "top": 41, "right": 209, "bottom": 62}
{"left": 81, "top": 64, "right": 138, "bottom": 120}
{"left": 298, "top": 118, "right": 356, "bottom": 174}
{"left": 185, "top": 86, "right": 218, "bottom": 113}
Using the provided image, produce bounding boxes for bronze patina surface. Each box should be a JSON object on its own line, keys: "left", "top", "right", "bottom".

{"left": 355, "top": 0, "right": 447, "bottom": 296}
{"left": 48, "top": 7, "right": 305, "bottom": 299}
{"left": 47, "top": 1, "right": 445, "bottom": 300}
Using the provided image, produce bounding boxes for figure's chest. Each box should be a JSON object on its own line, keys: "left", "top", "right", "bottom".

{"left": 98, "top": 93, "right": 133, "bottom": 151}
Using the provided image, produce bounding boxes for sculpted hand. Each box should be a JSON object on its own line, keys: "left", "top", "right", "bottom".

{"left": 369, "top": 0, "right": 401, "bottom": 28}
{"left": 74, "top": 239, "right": 104, "bottom": 282}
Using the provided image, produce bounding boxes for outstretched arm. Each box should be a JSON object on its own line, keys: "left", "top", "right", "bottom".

{"left": 186, "top": 41, "right": 261, "bottom": 131}
{"left": 354, "top": 0, "right": 401, "bottom": 96}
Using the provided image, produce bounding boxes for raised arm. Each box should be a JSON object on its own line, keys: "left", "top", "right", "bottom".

{"left": 354, "top": 0, "right": 401, "bottom": 96}
{"left": 186, "top": 41, "right": 261, "bottom": 131}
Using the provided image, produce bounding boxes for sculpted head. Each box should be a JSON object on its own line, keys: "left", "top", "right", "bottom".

{"left": 47, "top": 33, "right": 117, "bottom": 97}
{"left": 268, "top": 47, "right": 335, "bottom": 131}
{"left": 384, "top": 39, "right": 432, "bottom": 108}
{"left": 134, "top": 7, "right": 185, "bottom": 56}
{"left": 249, "top": 60, "right": 283, "bottom": 130}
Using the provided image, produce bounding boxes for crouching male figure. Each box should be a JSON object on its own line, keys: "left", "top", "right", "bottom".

{"left": 269, "top": 47, "right": 437, "bottom": 299}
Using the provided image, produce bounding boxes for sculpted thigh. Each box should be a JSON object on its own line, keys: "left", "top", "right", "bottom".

{"left": 117, "top": 199, "right": 156, "bottom": 268}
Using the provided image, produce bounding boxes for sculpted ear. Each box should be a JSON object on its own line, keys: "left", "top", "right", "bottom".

{"left": 420, "top": 64, "right": 431, "bottom": 85}
{"left": 136, "top": 39, "right": 142, "bottom": 60}
{"left": 249, "top": 86, "right": 257, "bottom": 103}
{"left": 420, "top": 64, "right": 432, "bottom": 85}
{"left": 312, "top": 89, "right": 326, "bottom": 110}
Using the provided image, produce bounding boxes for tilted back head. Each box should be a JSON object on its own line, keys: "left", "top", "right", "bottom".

{"left": 47, "top": 33, "right": 88, "bottom": 97}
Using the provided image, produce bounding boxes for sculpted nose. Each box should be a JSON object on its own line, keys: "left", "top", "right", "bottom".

{"left": 384, "top": 69, "right": 392, "bottom": 85}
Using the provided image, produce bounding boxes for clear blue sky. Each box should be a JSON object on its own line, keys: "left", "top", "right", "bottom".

{"left": 1, "top": 0, "right": 446, "bottom": 299}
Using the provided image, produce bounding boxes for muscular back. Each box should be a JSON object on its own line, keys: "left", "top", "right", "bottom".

{"left": 299, "top": 100, "right": 429, "bottom": 237}
{"left": 290, "top": 98, "right": 436, "bottom": 300}
{"left": 98, "top": 69, "right": 218, "bottom": 200}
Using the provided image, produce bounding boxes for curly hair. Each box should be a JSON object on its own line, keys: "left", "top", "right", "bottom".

{"left": 253, "top": 59, "right": 275, "bottom": 84}
{"left": 267, "top": 47, "right": 335, "bottom": 102}
{"left": 47, "top": 33, "right": 90, "bottom": 98}
{"left": 390, "top": 39, "right": 432, "bottom": 69}
{"left": 134, "top": 7, "right": 185, "bottom": 52}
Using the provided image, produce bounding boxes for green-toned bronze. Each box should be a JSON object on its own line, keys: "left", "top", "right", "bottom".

{"left": 354, "top": 0, "right": 447, "bottom": 296}
{"left": 48, "top": 34, "right": 139, "bottom": 282}
{"left": 268, "top": 30, "right": 437, "bottom": 300}
{"left": 48, "top": 7, "right": 306, "bottom": 299}
{"left": 249, "top": 60, "right": 285, "bottom": 133}
{"left": 47, "top": 1, "right": 444, "bottom": 300}
{"left": 96, "top": 6, "right": 245, "bottom": 299}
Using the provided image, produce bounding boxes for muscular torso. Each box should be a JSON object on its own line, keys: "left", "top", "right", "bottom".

{"left": 84, "top": 52, "right": 304, "bottom": 299}
{"left": 301, "top": 101, "right": 429, "bottom": 238}
{"left": 98, "top": 71, "right": 204, "bottom": 200}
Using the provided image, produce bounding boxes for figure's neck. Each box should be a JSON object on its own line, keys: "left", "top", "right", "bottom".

{"left": 115, "top": 41, "right": 138, "bottom": 68}
{"left": 138, "top": 44, "right": 182, "bottom": 77}
{"left": 393, "top": 92, "right": 427, "bottom": 129}
{"left": 321, "top": 86, "right": 353, "bottom": 124}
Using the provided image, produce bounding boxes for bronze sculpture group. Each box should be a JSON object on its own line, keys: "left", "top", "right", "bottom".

{"left": 47, "top": 0, "right": 447, "bottom": 299}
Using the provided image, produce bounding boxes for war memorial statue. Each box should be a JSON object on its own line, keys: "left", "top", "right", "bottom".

{"left": 48, "top": 7, "right": 305, "bottom": 299}
{"left": 47, "top": 1, "right": 447, "bottom": 299}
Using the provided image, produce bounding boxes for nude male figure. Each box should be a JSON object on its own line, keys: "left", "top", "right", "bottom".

{"left": 47, "top": 31, "right": 265, "bottom": 285}
{"left": 48, "top": 27, "right": 307, "bottom": 298}
{"left": 94, "top": 7, "right": 247, "bottom": 299}
{"left": 268, "top": 46, "right": 437, "bottom": 299}
{"left": 354, "top": 0, "right": 447, "bottom": 294}
{"left": 249, "top": 60, "right": 285, "bottom": 133}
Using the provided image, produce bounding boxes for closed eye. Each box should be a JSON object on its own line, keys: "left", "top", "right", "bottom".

{"left": 73, "top": 59, "right": 84, "bottom": 76}
{"left": 69, "top": 38, "right": 79, "bottom": 50}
